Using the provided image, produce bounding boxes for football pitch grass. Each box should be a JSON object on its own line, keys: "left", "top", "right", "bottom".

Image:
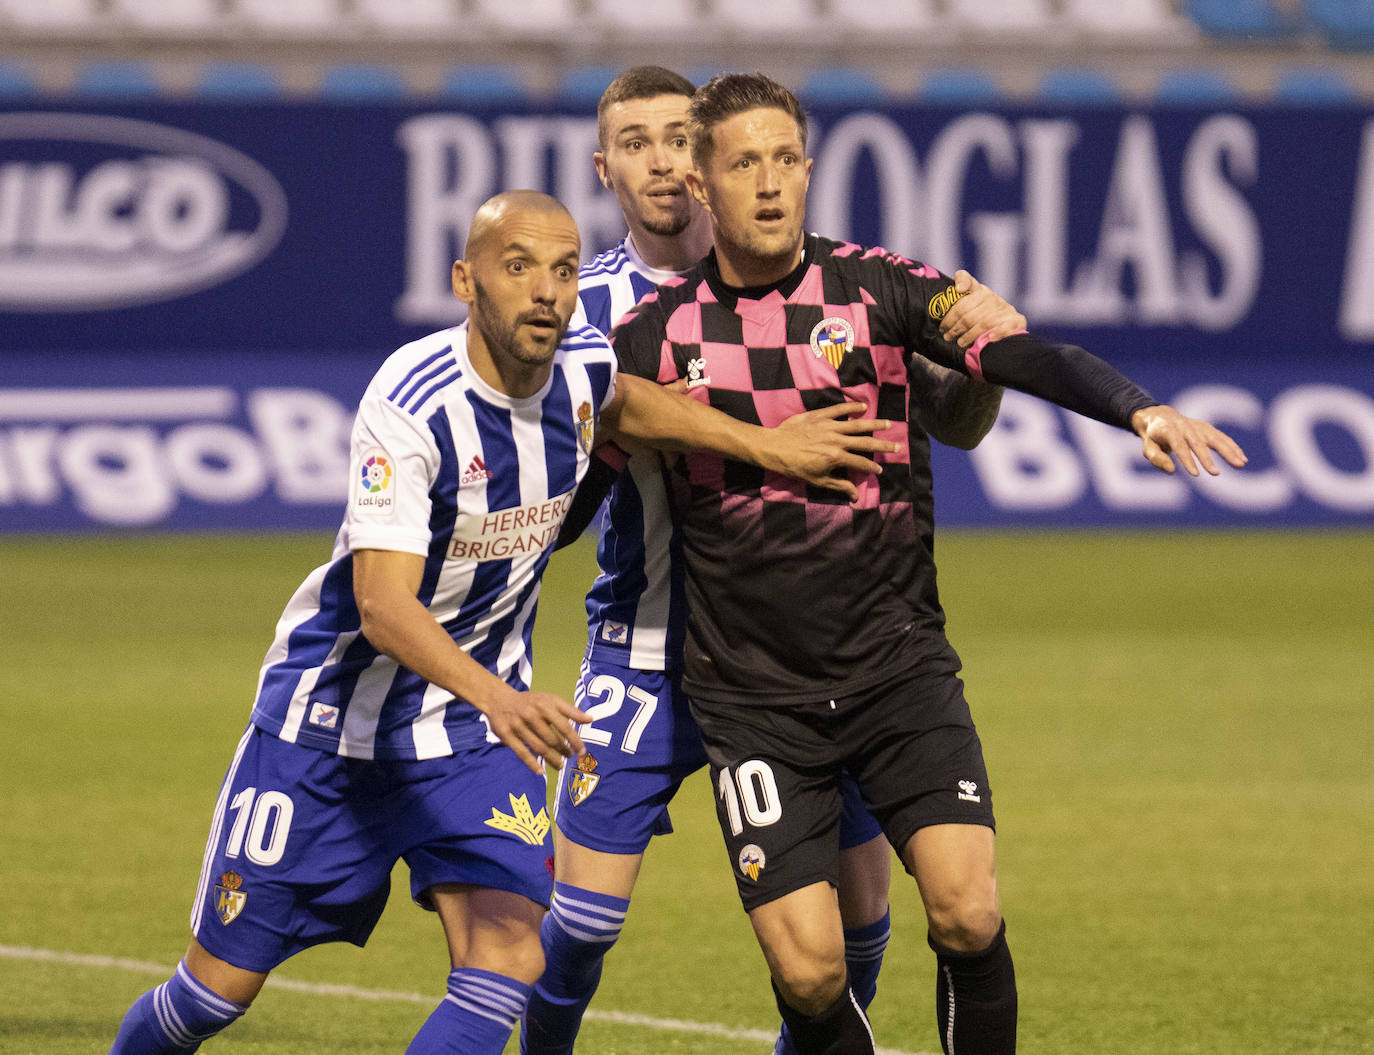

{"left": 2, "top": 530, "right": 1371, "bottom": 1055}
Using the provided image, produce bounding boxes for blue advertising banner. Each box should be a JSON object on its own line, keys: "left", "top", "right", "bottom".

{"left": 2, "top": 101, "right": 1371, "bottom": 530}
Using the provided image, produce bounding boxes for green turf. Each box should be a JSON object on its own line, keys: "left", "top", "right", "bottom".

{"left": 2, "top": 531, "right": 1371, "bottom": 1054}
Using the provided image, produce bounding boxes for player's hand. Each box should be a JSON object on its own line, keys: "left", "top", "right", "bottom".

{"left": 774, "top": 402, "right": 898, "bottom": 501}
{"left": 477, "top": 686, "right": 593, "bottom": 775}
{"left": 1130, "top": 405, "right": 1249, "bottom": 477}
{"left": 939, "top": 270, "right": 1027, "bottom": 349}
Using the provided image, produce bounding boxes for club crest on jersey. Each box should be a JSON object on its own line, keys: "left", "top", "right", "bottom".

{"left": 810, "top": 317, "right": 854, "bottom": 370}
{"left": 568, "top": 753, "right": 600, "bottom": 806}
{"left": 484, "top": 793, "right": 551, "bottom": 845}
{"left": 576, "top": 401, "right": 594, "bottom": 454}
{"left": 738, "top": 844, "right": 767, "bottom": 882}
{"left": 214, "top": 871, "right": 246, "bottom": 925}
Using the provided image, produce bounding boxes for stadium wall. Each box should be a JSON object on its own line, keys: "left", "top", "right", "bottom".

{"left": 1, "top": 101, "right": 1371, "bottom": 530}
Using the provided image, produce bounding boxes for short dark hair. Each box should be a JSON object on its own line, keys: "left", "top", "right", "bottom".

{"left": 687, "top": 72, "right": 808, "bottom": 169}
{"left": 596, "top": 66, "right": 696, "bottom": 150}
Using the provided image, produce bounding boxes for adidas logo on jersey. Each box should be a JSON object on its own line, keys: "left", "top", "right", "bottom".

{"left": 461, "top": 455, "right": 494, "bottom": 486}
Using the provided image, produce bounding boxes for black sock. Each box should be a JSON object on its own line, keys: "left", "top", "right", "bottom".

{"left": 771, "top": 978, "right": 876, "bottom": 1055}
{"left": 929, "top": 920, "right": 1018, "bottom": 1055}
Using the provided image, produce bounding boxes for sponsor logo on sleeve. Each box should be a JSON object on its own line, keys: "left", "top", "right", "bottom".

{"left": 957, "top": 779, "right": 982, "bottom": 804}
{"left": 927, "top": 284, "right": 967, "bottom": 322}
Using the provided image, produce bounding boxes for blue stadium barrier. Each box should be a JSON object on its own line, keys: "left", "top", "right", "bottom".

{"left": 1274, "top": 67, "right": 1359, "bottom": 104}
{"left": 73, "top": 62, "right": 162, "bottom": 98}
{"left": 1184, "top": 0, "right": 1298, "bottom": 40}
{"left": 918, "top": 69, "right": 1003, "bottom": 103}
{"left": 0, "top": 62, "right": 38, "bottom": 97}
{"left": 440, "top": 65, "right": 529, "bottom": 104}
{"left": 198, "top": 62, "right": 283, "bottom": 100}
{"left": 800, "top": 67, "right": 886, "bottom": 105}
{"left": 318, "top": 64, "right": 408, "bottom": 100}
{"left": 1155, "top": 68, "right": 1242, "bottom": 103}
{"left": 1306, "top": 0, "right": 1374, "bottom": 50}
{"left": 1038, "top": 68, "right": 1125, "bottom": 105}
{"left": 559, "top": 66, "right": 618, "bottom": 107}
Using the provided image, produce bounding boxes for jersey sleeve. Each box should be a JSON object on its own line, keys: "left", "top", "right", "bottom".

{"left": 344, "top": 392, "right": 440, "bottom": 556}
{"left": 868, "top": 251, "right": 1154, "bottom": 431}
{"left": 608, "top": 300, "right": 676, "bottom": 383}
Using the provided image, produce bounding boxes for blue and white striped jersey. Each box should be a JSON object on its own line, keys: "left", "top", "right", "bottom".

{"left": 576, "top": 236, "right": 689, "bottom": 672}
{"left": 249, "top": 321, "right": 618, "bottom": 761}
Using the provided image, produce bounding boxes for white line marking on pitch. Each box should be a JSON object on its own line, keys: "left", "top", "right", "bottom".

{"left": 0, "top": 945, "right": 931, "bottom": 1055}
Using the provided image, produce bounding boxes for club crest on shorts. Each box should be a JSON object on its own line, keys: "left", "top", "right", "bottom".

{"left": 810, "top": 316, "right": 855, "bottom": 370}
{"left": 576, "top": 401, "right": 594, "bottom": 454}
{"left": 214, "top": 871, "right": 246, "bottom": 925}
{"left": 738, "top": 844, "right": 767, "bottom": 882}
{"left": 484, "top": 793, "right": 551, "bottom": 845}
{"left": 568, "top": 753, "right": 600, "bottom": 806}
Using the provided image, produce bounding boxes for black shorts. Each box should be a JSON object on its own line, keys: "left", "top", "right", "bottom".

{"left": 689, "top": 666, "right": 994, "bottom": 912}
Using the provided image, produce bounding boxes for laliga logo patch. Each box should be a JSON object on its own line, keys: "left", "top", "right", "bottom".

{"left": 214, "top": 870, "right": 246, "bottom": 925}
{"left": 355, "top": 449, "right": 394, "bottom": 514}
{"left": 576, "top": 401, "right": 594, "bottom": 454}
{"left": 360, "top": 454, "right": 392, "bottom": 493}
{"left": 809, "top": 317, "right": 854, "bottom": 370}
{"left": 738, "top": 843, "right": 767, "bottom": 882}
{"left": 568, "top": 753, "right": 600, "bottom": 806}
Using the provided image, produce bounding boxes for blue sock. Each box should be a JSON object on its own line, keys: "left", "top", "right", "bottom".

{"left": 844, "top": 908, "right": 891, "bottom": 1010}
{"left": 110, "top": 960, "right": 248, "bottom": 1053}
{"left": 520, "top": 882, "right": 630, "bottom": 1055}
{"left": 773, "top": 908, "right": 890, "bottom": 1055}
{"left": 407, "top": 968, "right": 533, "bottom": 1055}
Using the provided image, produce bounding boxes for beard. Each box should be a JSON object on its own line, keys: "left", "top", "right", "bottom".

{"left": 472, "top": 283, "right": 570, "bottom": 368}
{"left": 640, "top": 210, "right": 693, "bottom": 239}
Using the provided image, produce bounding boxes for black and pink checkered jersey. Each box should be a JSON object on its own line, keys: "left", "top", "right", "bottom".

{"left": 611, "top": 233, "right": 1155, "bottom": 706}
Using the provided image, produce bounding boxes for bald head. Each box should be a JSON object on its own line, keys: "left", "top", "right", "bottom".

{"left": 465, "top": 190, "right": 577, "bottom": 260}
{"left": 451, "top": 190, "right": 583, "bottom": 397}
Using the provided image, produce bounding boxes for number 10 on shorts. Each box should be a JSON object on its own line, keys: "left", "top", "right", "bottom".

{"left": 717, "top": 760, "right": 782, "bottom": 835}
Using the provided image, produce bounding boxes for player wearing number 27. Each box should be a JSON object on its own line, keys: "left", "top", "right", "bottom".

{"left": 107, "top": 189, "right": 892, "bottom": 1055}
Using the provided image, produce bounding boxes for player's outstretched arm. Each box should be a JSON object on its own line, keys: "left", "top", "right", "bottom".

{"left": 600, "top": 372, "right": 898, "bottom": 501}
{"left": 1129, "top": 405, "right": 1249, "bottom": 476}
{"left": 352, "top": 548, "right": 591, "bottom": 773}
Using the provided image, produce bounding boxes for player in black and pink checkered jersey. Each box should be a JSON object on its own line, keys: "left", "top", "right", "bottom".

{"left": 608, "top": 73, "right": 1249, "bottom": 1055}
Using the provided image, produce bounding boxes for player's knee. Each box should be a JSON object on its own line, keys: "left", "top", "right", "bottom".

{"left": 478, "top": 925, "right": 546, "bottom": 985}
{"left": 772, "top": 952, "right": 848, "bottom": 1016}
{"left": 926, "top": 893, "right": 1003, "bottom": 953}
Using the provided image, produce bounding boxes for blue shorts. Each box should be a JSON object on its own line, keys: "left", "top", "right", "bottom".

{"left": 190, "top": 724, "right": 554, "bottom": 973}
{"left": 553, "top": 658, "right": 880, "bottom": 856}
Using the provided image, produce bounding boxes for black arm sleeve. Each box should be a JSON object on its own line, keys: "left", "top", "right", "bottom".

{"left": 555, "top": 454, "right": 618, "bottom": 550}
{"left": 976, "top": 333, "right": 1156, "bottom": 430}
